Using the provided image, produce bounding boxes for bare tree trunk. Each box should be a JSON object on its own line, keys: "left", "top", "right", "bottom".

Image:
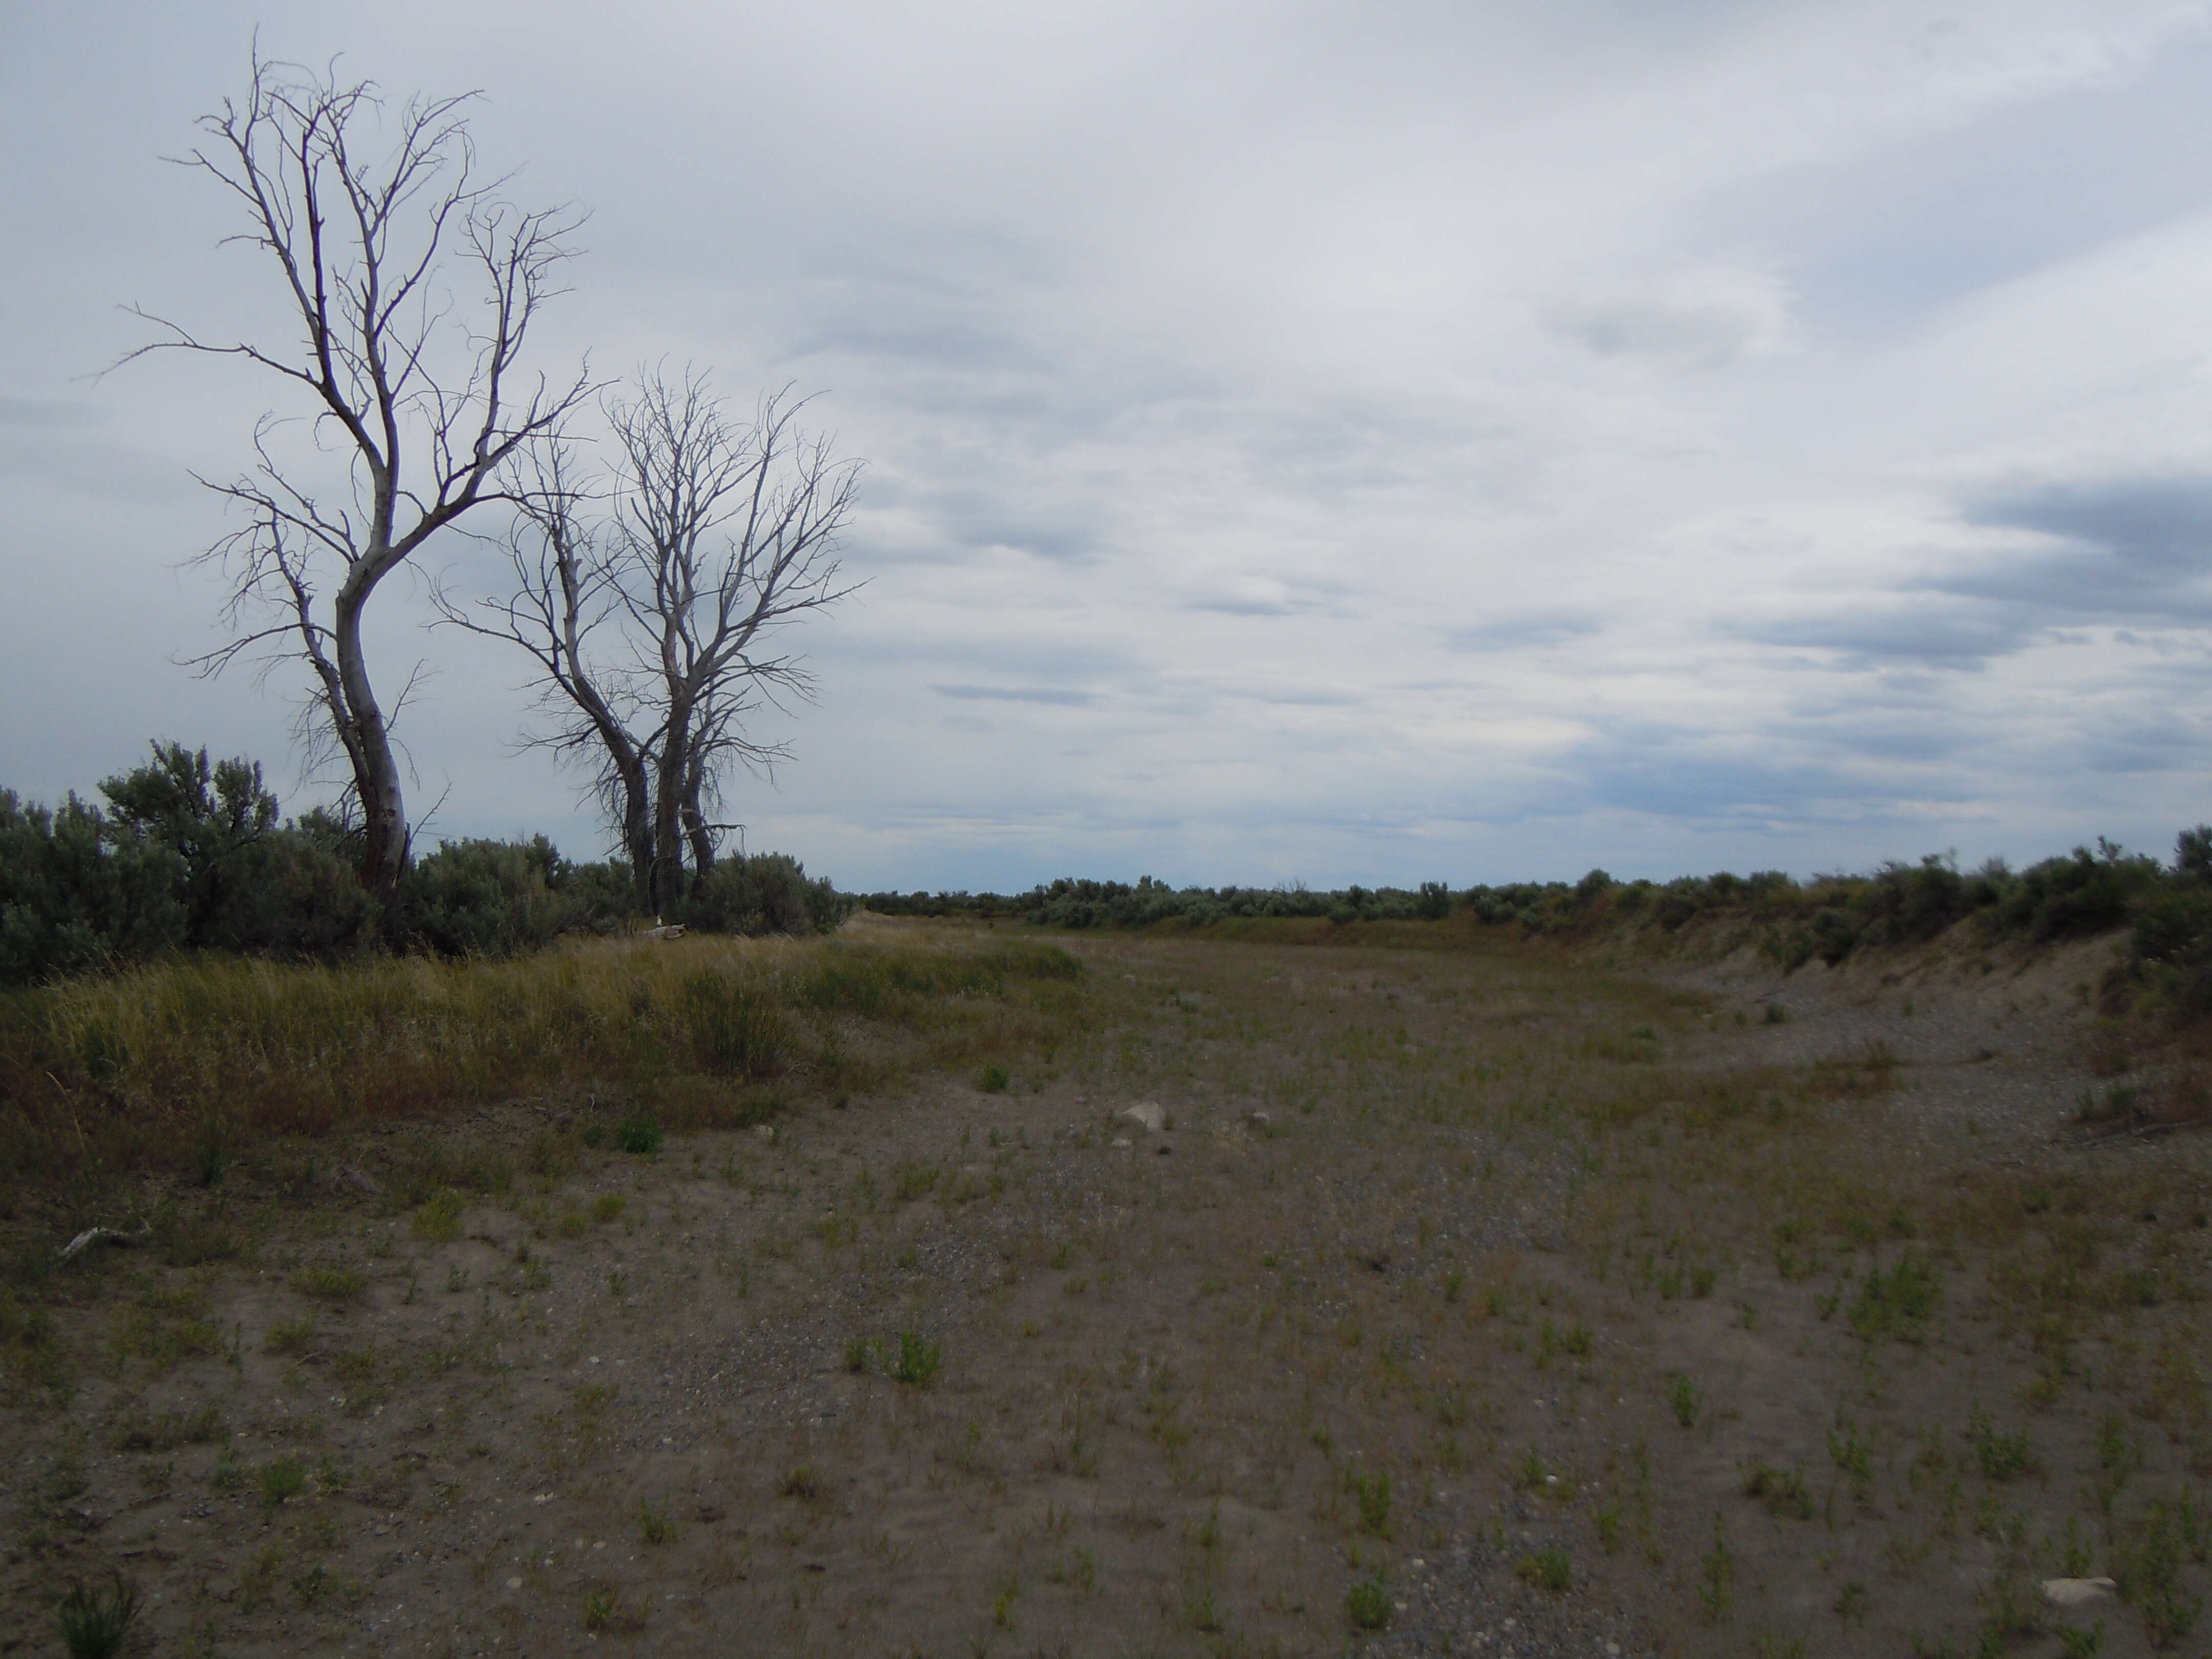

{"left": 681, "top": 740, "right": 717, "bottom": 891}
{"left": 650, "top": 690, "right": 695, "bottom": 915}
{"left": 333, "top": 581, "right": 408, "bottom": 894}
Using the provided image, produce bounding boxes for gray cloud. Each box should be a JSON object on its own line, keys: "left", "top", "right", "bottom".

{"left": 1558, "top": 718, "right": 1982, "bottom": 828}
{"left": 2076, "top": 712, "right": 2207, "bottom": 774}
{"left": 0, "top": 396, "right": 104, "bottom": 428}
{"left": 931, "top": 683, "right": 1100, "bottom": 706}
{"left": 1729, "top": 33, "right": 2212, "bottom": 339}
{"left": 1442, "top": 613, "right": 1603, "bottom": 653}
{"left": 1735, "top": 475, "right": 2212, "bottom": 672}
{"left": 1737, "top": 602, "right": 2032, "bottom": 668}
{"left": 1547, "top": 291, "right": 1779, "bottom": 368}
{"left": 1188, "top": 593, "right": 1301, "bottom": 617}
{"left": 1946, "top": 475, "right": 2212, "bottom": 622}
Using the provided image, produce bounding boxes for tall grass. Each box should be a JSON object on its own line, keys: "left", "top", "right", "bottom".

{"left": 0, "top": 929, "right": 1086, "bottom": 1185}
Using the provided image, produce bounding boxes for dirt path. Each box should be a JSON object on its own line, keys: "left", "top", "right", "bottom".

{"left": 5, "top": 926, "right": 2209, "bottom": 1658}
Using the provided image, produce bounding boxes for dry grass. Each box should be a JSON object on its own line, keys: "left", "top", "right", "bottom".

{"left": 0, "top": 921, "right": 1090, "bottom": 1189}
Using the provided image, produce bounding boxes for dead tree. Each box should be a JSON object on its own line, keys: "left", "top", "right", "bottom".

{"left": 445, "top": 370, "right": 859, "bottom": 911}
{"left": 123, "top": 52, "right": 591, "bottom": 901}
{"left": 448, "top": 445, "right": 657, "bottom": 884}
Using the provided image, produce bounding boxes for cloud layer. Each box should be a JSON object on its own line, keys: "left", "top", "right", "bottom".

{"left": 6, "top": 1, "right": 2212, "bottom": 888}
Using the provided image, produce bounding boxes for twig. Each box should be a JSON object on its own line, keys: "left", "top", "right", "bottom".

{"left": 58, "top": 1223, "right": 152, "bottom": 1263}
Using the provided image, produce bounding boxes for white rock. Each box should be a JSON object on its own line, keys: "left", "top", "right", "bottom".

{"left": 2043, "top": 1578, "right": 2117, "bottom": 1608}
{"left": 1118, "top": 1101, "right": 1165, "bottom": 1133}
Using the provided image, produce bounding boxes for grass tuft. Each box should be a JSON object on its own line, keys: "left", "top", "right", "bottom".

{"left": 55, "top": 1573, "right": 141, "bottom": 1659}
{"left": 1345, "top": 1575, "right": 1392, "bottom": 1630}
{"left": 614, "top": 1116, "right": 663, "bottom": 1155}
{"left": 1516, "top": 1547, "right": 1571, "bottom": 1593}
{"left": 257, "top": 1454, "right": 307, "bottom": 1513}
{"left": 295, "top": 1264, "right": 367, "bottom": 1300}
{"left": 888, "top": 1331, "right": 942, "bottom": 1387}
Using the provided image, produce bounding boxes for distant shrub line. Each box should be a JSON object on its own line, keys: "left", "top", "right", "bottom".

{"left": 1, "top": 742, "right": 848, "bottom": 985}
{"left": 15, "top": 742, "right": 2211, "bottom": 1024}
{"left": 866, "top": 829, "right": 2212, "bottom": 1017}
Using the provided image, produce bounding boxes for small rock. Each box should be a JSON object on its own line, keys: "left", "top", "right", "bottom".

{"left": 1118, "top": 1101, "right": 1165, "bottom": 1133}
{"left": 753, "top": 1124, "right": 775, "bottom": 1142}
{"left": 1110, "top": 1137, "right": 1131, "bottom": 1148}
{"left": 1247, "top": 1109, "right": 1272, "bottom": 1128}
{"left": 2043, "top": 1577, "right": 2117, "bottom": 1608}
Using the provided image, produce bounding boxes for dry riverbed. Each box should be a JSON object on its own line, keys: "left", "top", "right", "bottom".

{"left": 5, "top": 922, "right": 2209, "bottom": 1658}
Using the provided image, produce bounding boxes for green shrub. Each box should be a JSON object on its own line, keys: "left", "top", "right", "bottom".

{"left": 402, "top": 835, "right": 621, "bottom": 958}
{"left": 1664, "top": 1371, "right": 1701, "bottom": 1428}
{"left": 257, "top": 1454, "right": 307, "bottom": 1512}
{"left": 1516, "top": 1547, "right": 1571, "bottom": 1593}
{"left": 1345, "top": 1576, "right": 1393, "bottom": 1630}
{"left": 296, "top": 1265, "right": 367, "bottom": 1301}
{"left": 1741, "top": 1458, "right": 1815, "bottom": 1518}
{"left": 0, "top": 789, "right": 184, "bottom": 982}
{"left": 614, "top": 1116, "right": 663, "bottom": 1155}
{"left": 888, "top": 1331, "right": 942, "bottom": 1387}
{"left": 685, "top": 853, "right": 849, "bottom": 936}
{"left": 1848, "top": 1251, "right": 1940, "bottom": 1342}
{"left": 1346, "top": 1464, "right": 1391, "bottom": 1537}
{"left": 412, "top": 1190, "right": 466, "bottom": 1244}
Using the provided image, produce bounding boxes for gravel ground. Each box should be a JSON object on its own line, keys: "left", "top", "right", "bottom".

{"left": 8, "top": 926, "right": 2210, "bottom": 1657}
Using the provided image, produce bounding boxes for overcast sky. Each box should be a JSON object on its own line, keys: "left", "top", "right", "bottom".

{"left": 7, "top": 1, "right": 2212, "bottom": 891}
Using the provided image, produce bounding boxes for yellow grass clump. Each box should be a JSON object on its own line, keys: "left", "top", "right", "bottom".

{"left": 0, "top": 926, "right": 1084, "bottom": 1182}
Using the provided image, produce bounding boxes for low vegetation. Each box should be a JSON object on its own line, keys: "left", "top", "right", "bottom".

{"left": 0, "top": 741, "right": 846, "bottom": 985}
{"left": 1, "top": 908, "right": 2205, "bottom": 1655}
{"left": 0, "top": 929, "right": 1084, "bottom": 1188}
{"left": 874, "top": 830, "right": 2212, "bottom": 1033}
